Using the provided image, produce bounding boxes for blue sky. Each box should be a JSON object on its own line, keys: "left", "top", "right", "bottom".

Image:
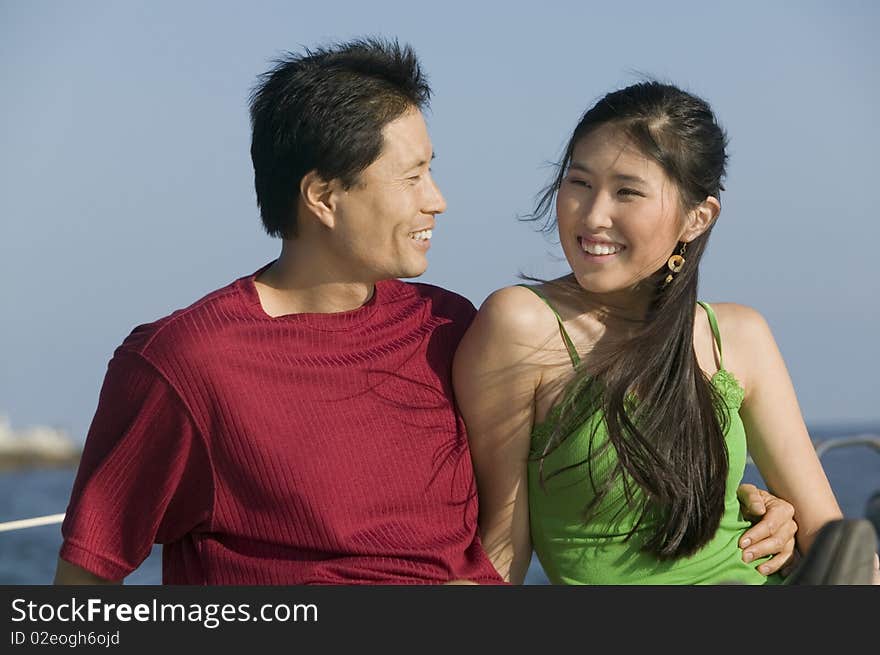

{"left": 1, "top": 0, "right": 878, "bottom": 442}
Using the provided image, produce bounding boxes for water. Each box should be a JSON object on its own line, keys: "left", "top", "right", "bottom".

{"left": 0, "top": 468, "right": 160, "bottom": 585}
{"left": 3, "top": 428, "right": 878, "bottom": 585}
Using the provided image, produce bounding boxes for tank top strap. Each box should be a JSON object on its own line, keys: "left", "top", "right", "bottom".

{"left": 697, "top": 301, "right": 725, "bottom": 370}
{"left": 516, "top": 284, "right": 580, "bottom": 368}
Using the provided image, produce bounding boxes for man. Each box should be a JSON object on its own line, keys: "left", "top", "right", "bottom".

{"left": 55, "top": 38, "right": 795, "bottom": 585}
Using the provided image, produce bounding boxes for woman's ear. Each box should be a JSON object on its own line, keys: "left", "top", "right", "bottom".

{"left": 681, "top": 196, "right": 721, "bottom": 243}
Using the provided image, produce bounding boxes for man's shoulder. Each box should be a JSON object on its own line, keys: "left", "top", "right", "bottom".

{"left": 391, "top": 279, "right": 476, "bottom": 319}
{"left": 116, "top": 274, "right": 252, "bottom": 362}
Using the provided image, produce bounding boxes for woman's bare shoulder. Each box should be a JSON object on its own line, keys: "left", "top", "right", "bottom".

{"left": 699, "top": 302, "right": 777, "bottom": 381}
{"left": 475, "top": 284, "right": 562, "bottom": 341}
{"left": 706, "top": 302, "right": 772, "bottom": 339}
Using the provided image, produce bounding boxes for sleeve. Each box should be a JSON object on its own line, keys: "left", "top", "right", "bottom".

{"left": 59, "top": 350, "right": 213, "bottom": 580}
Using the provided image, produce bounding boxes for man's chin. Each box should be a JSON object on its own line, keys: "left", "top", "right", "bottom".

{"left": 394, "top": 261, "right": 429, "bottom": 280}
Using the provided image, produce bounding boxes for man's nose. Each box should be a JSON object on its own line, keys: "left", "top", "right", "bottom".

{"left": 425, "top": 174, "right": 447, "bottom": 215}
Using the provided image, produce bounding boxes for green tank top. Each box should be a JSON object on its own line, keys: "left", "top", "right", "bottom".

{"left": 522, "top": 286, "right": 782, "bottom": 585}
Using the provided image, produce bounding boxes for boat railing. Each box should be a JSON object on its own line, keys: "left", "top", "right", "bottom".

{"left": 743, "top": 433, "right": 880, "bottom": 466}
{"left": 813, "top": 434, "right": 880, "bottom": 459}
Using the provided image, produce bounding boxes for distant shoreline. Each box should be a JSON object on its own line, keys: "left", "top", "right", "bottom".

{"left": 0, "top": 415, "right": 82, "bottom": 472}
{"left": 0, "top": 452, "right": 81, "bottom": 473}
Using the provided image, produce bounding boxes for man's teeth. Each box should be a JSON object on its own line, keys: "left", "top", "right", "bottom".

{"left": 410, "top": 229, "right": 432, "bottom": 241}
{"left": 582, "top": 241, "right": 622, "bottom": 256}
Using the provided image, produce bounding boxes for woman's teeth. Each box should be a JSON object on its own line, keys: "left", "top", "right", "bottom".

{"left": 581, "top": 240, "right": 622, "bottom": 256}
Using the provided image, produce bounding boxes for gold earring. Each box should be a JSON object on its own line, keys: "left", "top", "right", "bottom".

{"left": 663, "top": 242, "right": 687, "bottom": 286}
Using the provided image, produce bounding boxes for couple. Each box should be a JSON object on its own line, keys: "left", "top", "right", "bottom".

{"left": 54, "top": 38, "right": 875, "bottom": 585}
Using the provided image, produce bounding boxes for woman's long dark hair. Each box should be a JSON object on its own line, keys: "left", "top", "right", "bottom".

{"left": 531, "top": 82, "right": 731, "bottom": 559}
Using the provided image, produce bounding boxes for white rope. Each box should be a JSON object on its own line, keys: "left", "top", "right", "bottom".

{"left": 0, "top": 513, "right": 65, "bottom": 533}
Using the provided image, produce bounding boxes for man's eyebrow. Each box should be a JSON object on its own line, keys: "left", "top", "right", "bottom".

{"left": 568, "top": 162, "right": 646, "bottom": 184}
{"left": 403, "top": 152, "right": 436, "bottom": 174}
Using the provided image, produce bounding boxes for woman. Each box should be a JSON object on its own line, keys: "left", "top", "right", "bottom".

{"left": 454, "top": 82, "right": 867, "bottom": 584}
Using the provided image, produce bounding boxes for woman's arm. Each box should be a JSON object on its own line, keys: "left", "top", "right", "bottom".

{"left": 453, "top": 287, "right": 552, "bottom": 583}
{"left": 728, "top": 304, "right": 843, "bottom": 555}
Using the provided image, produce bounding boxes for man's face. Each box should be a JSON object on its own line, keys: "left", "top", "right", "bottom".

{"left": 329, "top": 108, "right": 446, "bottom": 283}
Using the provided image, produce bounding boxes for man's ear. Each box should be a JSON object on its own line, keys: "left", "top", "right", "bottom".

{"left": 681, "top": 196, "right": 721, "bottom": 243}
{"left": 300, "top": 170, "right": 338, "bottom": 229}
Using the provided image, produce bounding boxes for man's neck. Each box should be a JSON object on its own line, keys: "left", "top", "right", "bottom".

{"left": 254, "top": 246, "right": 376, "bottom": 317}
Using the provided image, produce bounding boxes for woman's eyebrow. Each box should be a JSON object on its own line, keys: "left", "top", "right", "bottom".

{"left": 568, "top": 162, "right": 647, "bottom": 184}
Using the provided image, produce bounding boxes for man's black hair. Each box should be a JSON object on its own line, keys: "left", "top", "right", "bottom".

{"left": 249, "top": 37, "right": 431, "bottom": 238}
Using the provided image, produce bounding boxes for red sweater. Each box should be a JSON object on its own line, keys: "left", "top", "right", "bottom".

{"left": 60, "top": 268, "right": 504, "bottom": 584}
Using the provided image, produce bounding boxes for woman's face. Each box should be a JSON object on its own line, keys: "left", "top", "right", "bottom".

{"left": 556, "top": 123, "right": 688, "bottom": 301}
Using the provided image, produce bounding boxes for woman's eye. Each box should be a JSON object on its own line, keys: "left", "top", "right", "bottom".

{"left": 619, "top": 188, "right": 643, "bottom": 197}
{"left": 567, "top": 179, "right": 590, "bottom": 188}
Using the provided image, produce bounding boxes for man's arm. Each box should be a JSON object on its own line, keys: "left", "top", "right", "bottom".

{"left": 736, "top": 483, "right": 798, "bottom": 575}
{"left": 56, "top": 350, "right": 212, "bottom": 584}
{"left": 53, "top": 558, "right": 122, "bottom": 585}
